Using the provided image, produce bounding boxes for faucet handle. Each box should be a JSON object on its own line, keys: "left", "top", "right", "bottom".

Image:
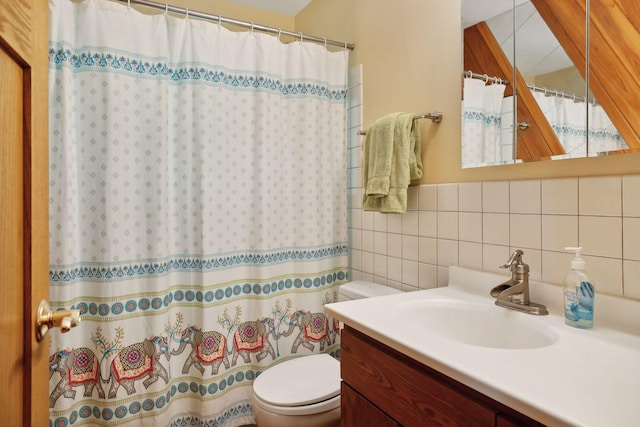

{"left": 500, "top": 249, "right": 525, "bottom": 270}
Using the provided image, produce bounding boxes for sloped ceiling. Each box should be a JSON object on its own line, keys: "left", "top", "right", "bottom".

{"left": 463, "top": 0, "right": 573, "bottom": 77}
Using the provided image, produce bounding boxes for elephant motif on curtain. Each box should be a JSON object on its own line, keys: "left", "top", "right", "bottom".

{"left": 282, "top": 310, "right": 335, "bottom": 353}
{"left": 105, "top": 336, "right": 171, "bottom": 399}
{"left": 49, "top": 347, "right": 105, "bottom": 407}
{"left": 171, "top": 326, "right": 230, "bottom": 375}
{"left": 230, "top": 318, "right": 276, "bottom": 366}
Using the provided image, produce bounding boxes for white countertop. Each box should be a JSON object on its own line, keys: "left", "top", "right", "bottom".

{"left": 324, "top": 266, "right": 640, "bottom": 427}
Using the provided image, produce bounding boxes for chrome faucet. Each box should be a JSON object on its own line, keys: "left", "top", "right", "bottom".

{"left": 490, "top": 250, "right": 548, "bottom": 315}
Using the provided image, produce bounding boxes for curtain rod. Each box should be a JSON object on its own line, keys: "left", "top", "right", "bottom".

{"left": 464, "top": 70, "right": 597, "bottom": 105}
{"left": 115, "top": 0, "right": 355, "bottom": 50}
{"left": 463, "top": 70, "right": 509, "bottom": 85}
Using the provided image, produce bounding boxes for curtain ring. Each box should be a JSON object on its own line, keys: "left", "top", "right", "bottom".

{"left": 299, "top": 32, "right": 303, "bottom": 42}
{"left": 324, "top": 38, "right": 327, "bottom": 48}
{"left": 218, "top": 15, "right": 222, "bottom": 28}
{"left": 185, "top": 7, "right": 189, "bottom": 19}
{"left": 482, "top": 73, "right": 489, "bottom": 83}
{"left": 164, "top": 3, "right": 168, "bottom": 15}
{"left": 127, "top": 0, "right": 131, "bottom": 8}
{"left": 277, "top": 28, "right": 281, "bottom": 41}
{"left": 344, "top": 41, "right": 347, "bottom": 51}
{"left": 250, "top": 22, "right": 254, "bottom": 34}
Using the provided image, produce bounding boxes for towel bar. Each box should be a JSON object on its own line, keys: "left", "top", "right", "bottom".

{"left": 357, "top": 112, "right": 442, "bottom": 135}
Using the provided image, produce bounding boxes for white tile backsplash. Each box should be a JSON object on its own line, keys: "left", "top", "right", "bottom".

{"left": 623, "top": 260, "right": 640, "bottom": 298}
{"left": 373, "top": 253, "right": 387, "bottom": 277}
{"left": 483, "top": 181, "right": 510, "bottom": 213}
{"left": 349, "top": 176, "right": 640, "bottom": 300}
{"left": 510, "top": 180, "right": 541, "bottom": 214}
{"left": 623, "top": 217, "right": 640, "bottom": 261}
{"left": 418, "top": 185, "right": 437, "bottom": 211}
{"left": 437, "top": 211, "right": 459, "bottom": 240}
{"left": 483, "top": 213, "right": 510, "bottom": 245}
{"left": 361, "top": 210, "right": 374, "bottom": 231}
{"left": 402, "top": 259, "right": 420, "bottom": 287}
{"left": 623, "top": 175, "right": 640, "bottom": 217}
{"left": 541, "top": 215, "right": 578, "bottom": 252}
{"left": 419, "top": 237, "right": 438, "bottom": 264}
{"left": 459, "top": 212, "right": 482, "bottom": 242}
{"left": 373, "top": 211, "right": 387, "bottom": 232}
{"left": 459, "top": 241, "right": 483, "bottom": 270}
{"left": 509, "top": 214, "right": 541, "bottom": 249}
{"left": 387, "top": 233, "right": 403, "bottom": 258}
{"left": 579, "top": 216, "right": 622, "bottom": 258}
{"left": 542, "top": 178, "right": 578, "bottom": 215}
{"left": 586, "top": 255, "right": 622, "bottom": 296}
{"left": 373, "top": 231, "right": 388, "bottom": 255}
{"left": 437, "top": 183, "right": 459, "bottom": 211}
{"left": 579, "top": 176, "right": 622, "bottom": 216}
{"left": 459, "top": 182, "right": 482, "bottom": 212}
{"left": 402, "top": 235, "right": 420, "bottom": 261}
{"left": 402, "top": 211, "right": 419, "bottom": 236}
{"left": 419, "top": 211, "right": 438, "bottom": 237}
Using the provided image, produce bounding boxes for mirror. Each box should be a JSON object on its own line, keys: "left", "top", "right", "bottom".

{"left": 461, "top": 0, "right": 630, "bottom": 168}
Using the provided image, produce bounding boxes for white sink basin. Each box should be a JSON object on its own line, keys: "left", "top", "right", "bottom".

{"left": 391, "top": 298, "right": 558, "bottom": 350}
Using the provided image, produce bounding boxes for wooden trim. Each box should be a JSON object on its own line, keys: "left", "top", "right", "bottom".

{"left": 341, "top": 327, "right": 546, "bottom": 426}
{"left": 531, "top": 0, "right": 640, "bottom": 150}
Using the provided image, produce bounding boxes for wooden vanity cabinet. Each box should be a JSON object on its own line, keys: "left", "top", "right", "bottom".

{"left": 340, "top": 326, "right": 544, "bottom": 427}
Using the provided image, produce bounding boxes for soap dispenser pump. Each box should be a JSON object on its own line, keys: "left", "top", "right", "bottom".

{"left": 563, "top": 247, "right": 595, "bottom": 329}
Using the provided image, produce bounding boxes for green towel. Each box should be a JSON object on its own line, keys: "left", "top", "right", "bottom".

{"left": 362, "top": 113, "right": 422, "bottom": 214}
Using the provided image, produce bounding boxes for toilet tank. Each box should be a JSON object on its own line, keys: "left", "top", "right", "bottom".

{"left": 338, "top": 280, "right": 402, "bottom": 302}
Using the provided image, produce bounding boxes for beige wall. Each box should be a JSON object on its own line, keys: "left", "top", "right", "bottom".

{"left": 136, "top": 0, "right": 295, "bottom": 32}
{"left": 296, "top": 0, "right": 640, "bottom": 184}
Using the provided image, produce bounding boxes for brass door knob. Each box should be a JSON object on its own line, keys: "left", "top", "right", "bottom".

{"left": 36, "top": 300, "right": 81, "bottom": 342}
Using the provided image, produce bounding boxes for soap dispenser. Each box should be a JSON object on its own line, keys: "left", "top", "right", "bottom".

{"left": 563, "top": 247, "right": 595, "bottom": 329}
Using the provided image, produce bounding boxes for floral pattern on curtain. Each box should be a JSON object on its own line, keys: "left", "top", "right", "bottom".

{"left": 532, "top": 91, "right": 627, "bottom": 159}
{"left": 47, "top": 0, "right": 348, "bottom": 425}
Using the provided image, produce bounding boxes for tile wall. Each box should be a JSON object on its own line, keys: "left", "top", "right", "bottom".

{"left": 347, "top": 66, "right": 640, "bottom": 301}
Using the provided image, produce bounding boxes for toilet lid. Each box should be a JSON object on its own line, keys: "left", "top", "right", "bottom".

{"left": 253, "top": 354, "right": 340, "bottom": 407}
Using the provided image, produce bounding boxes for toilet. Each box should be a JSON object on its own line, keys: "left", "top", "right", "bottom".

{"left": 250, "top": 280, "right": 402, "bottom": 427}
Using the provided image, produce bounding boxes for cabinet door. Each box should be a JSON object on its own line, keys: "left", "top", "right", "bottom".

{"left": 341, "top": 328, "right": 496, "bottom": 426}
{"left": 341, "top": 382, "right": 399, "bottom": 427}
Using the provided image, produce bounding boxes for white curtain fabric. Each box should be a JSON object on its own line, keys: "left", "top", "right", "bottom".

{"left": 532, "top": 91, "right": 626, "bottom": 158}
{"left": 533, "top": 91, "right": 587, "bottom": 158}
{"left": 588, "top": 103, "right": 627, "bottom": 155}
{"left": 48, "top": 0, "right": 348, "bottom": 425}
{"left": 461, "top": 77, "right": 507, "bottom": 167}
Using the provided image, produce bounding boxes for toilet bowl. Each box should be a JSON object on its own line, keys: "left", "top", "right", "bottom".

{"left": 250, "top": 281, "right": 401, "bottom": 427}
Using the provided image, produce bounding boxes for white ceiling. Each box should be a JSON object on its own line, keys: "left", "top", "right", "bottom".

{"left": 225, "top": 0, "right": 311, "bottom": 16}
{"left": 462, "top": 0, "right": 573, "bottom": 77}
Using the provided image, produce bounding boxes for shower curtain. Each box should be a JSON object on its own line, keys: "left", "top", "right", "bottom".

{"left": 532, "top": 91, "right": 587, "bottom": 158}
{"left": 461, "top": 77, "right": 507, "bottom": 167}
{"left": 532, "top": 91, "right": 626, "bottom": 158}
{"left": 47, "top": 0, "right": 348, "bottom": 425}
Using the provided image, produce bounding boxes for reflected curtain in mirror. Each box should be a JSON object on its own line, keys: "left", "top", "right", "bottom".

{"left": 462, "top": 78, "right": 508, "bottom": 166}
